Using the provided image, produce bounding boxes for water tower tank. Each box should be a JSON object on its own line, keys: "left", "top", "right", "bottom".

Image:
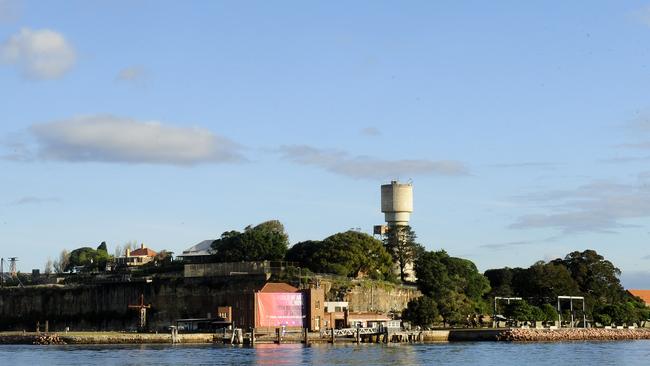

{"left": 381, "top": 180, "right": 413, "bottom": 227}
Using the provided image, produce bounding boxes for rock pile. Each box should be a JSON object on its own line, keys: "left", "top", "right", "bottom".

{"left": 499, "top": 328, "right": 650, "bottom": 342}
{"left": 33, "top": 334, "right": 66, "bottom": 345}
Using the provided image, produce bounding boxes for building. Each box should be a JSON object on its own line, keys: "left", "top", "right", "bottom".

{"left": 324, "top": 301, "right": 348, "bottom": 329}
{"left": 116, "top": 244, "right": 157, "bottom": 266}
{"left": 220, "top": 282, "right": 325, "bottom": 332}
{"left": 255, "top": 282, "right": 304, "bottom": 329}
{"left": 347, "top": 312, "right": 391, "bottom": 328}
{"left": 177, "top": 239, "right": 215, "bottom": 263}
{"left": 175, "top": 306, "right": 233, "bottom": 332}
{"left": 381, "top": 180, "right": 414, "bottom": 227}
{"left": 628, "top": 289, "right": 650, "bottom": 306}
{"left": 379, "top": 180, "right": 417, "bottom": 282}
{"left": 304, "top": 286, "right": 325, "bottom": 331}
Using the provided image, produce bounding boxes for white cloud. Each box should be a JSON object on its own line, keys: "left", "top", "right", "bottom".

{"left": 488, "top": 162, "right": 559, "bottom": 169}
{"left": 9, "top": 196, "right": 60, "bottom": 206}
{"left": 479, "top": 240, "right": 536, "bottom": 250}
{"left": 619, "top": 141, "right": 650, "bottom": 150}
{"left": 601, "top": 156, "right": 650, "bottom": 164}
{"left": 360, "top": 127, "right": 381, "bottom": 137}
{"left": 27, "top": 115, "right": 245, "bottom": 165}
{"left": 277, "top": 145, "right": 468, "bottom": 179}
{"left": 116, "top": 66, "right": 147, "bottom": 84}
{"left": 0, "top": 28, "right": 76, "bottom": 79}
{"left": 510, "top": 181, "right": 650, "bottom": 234}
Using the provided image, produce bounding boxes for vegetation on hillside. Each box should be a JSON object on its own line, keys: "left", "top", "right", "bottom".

{"left": 286, "top": 231, "right": 395, "bottom": 281}
{"left": 210, "top": 220, "right": 289, "bottom": 262}
{"left": 34, "top": 218, "right": 646, "bottom": 329}
{"left": 382, "top": 225, "right": 423, "bottom": 282}
{"left": 484, "top": 250, "right": 648, "bottom": 327}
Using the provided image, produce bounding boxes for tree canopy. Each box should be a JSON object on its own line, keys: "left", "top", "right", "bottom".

{"left": 402, "top": 296, "right": 439, "bottom": 327}
{"left": 414, "top": 250, "right": 490, "bottom": 325}
{"left": 211, "top": 220, "right": 289, "bottom": 262}
{"left": 65, "top": 242, "right": 112, "bottom": 271}
{"left": 285, "top": 231, "right": 395, "bottom": 281}
{"left": 552, "top": 250, "right": 625, "bottom": 304}
{"left": 382, "top": 225, "right": 423, "bottom": 282}
{"left": 484, "top": 249, "right": 643, "bottom": 325}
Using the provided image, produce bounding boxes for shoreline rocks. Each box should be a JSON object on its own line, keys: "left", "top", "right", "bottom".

{"left": 34, "top": 334, "right": 66, "bottom": 345}
{"left": 498, "top": 328, "right": 650, "bottom": 342}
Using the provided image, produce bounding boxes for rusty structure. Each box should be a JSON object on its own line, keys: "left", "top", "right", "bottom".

{"left": 128, "top": 294, "right": 151, "bottom": 330}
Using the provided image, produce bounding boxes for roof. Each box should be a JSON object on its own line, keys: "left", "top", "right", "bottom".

{"left": 347, "top": 312, "right": 391, "bottom": 321}
{"left": 179, "top": 240, "right": 215, "bottom": 257}
{"left": 628, "top": 289, "right": 650, "bottom": 304}
{"left": 258, "top": 282, "right": 299, "bottom": 293}
{"left": 130, "top": 247, "right": 157, "bottom": 257}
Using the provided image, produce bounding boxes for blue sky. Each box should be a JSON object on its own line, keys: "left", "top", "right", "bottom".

{"left": 1, "top": 1, "right": 650, "bottom": 288}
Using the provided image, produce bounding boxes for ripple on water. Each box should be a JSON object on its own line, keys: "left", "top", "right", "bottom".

{"left": 0, "top": 341, "right": 649, "bottom": 366}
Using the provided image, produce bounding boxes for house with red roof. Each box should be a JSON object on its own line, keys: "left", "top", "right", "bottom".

{"left": 116, "top": 243, "right": 158, "bottom": 266}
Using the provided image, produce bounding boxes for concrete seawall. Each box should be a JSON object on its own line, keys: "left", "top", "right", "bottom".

{"left": 0, "top": 332, "right": 215, "bottom": 345}
{"left": 420, "top": 329, "right": 502, "bottom": 342}
{"left": 3, "top": 328, "right": 650, "bottom": 345}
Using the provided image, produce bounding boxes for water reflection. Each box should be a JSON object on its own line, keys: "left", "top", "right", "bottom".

{"left": 1, "top": 341, "right": 650, "bottom": 366}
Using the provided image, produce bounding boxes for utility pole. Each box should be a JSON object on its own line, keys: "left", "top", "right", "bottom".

{"left": 1, "top": 258, "right": 4, "bottom": 288}
{"left": 128, "top": 294, "right": 151, "bottom": 331}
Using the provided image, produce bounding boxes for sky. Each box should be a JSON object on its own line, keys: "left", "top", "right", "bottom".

{"left": 1, "top": 0, "right": 649, "bottom": 288}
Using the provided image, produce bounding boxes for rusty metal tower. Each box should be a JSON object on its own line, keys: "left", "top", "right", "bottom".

{"left": 128, "top": 294, "right": 151, "bottom": 330}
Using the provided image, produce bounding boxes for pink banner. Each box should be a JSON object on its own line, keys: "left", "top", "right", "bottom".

{"left": 256, "top": 293, "right": 304, "bottom": 327}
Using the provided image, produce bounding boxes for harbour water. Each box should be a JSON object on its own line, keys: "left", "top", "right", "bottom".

{"left": 1, "top": 341, "right": 650, "bottom": 365}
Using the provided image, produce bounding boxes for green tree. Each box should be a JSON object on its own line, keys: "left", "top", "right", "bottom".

{"left": 530, "top": 305, "right": 545, "bottom": 323}
{"left": 514, "top": 261, "right": 581, "bottom": 306}
{"left": 504, "top": 300, "right": 532, "bottom": 322}
{"left": 593, "top": 312, "right": 612, "bottom": 327}
{"left": 64, "top": 242, "right": 112, "bottom": 271}
{"left": 633, "top": 303, "right": 650, "bottom": 327}
{"left": 97, "top": 241, "right": 108, "bottom": 253}
{"left": 94, "top": 242, "right": 111, "bottom": 268}
{"left": 414, "top": 250, "right": 453, "bottom": 298}
{"left": 402, "top": 296, "right": 439, "bottom": 327}
{"left": 540, "top": 303, "right": 558, "bottom": 323}
{"left": 415, "top": 250, "right": 490, "bottom": 326}
{"left": 437, "top": 291, "right": 474, "bottom": 327}
{"left": 484, "top": 267, "right": 516, "bottom": 297}
{"left": 285, "top": 231, "right": 395, "bottom": 281}
{"left": 383, "top": 225, "right": 424, "bottom": 282}
{"left": 211, "top": 220, "right": 289, "bottom": 262}
{"left": 415, "top": 251, "right": 490, "bottom": 301}
{"left": 285, "top": 240, "right": 322, "bottom": 270}
{"left": 444, "top": 256, "right": 491, "bottom": 303}
{"left": 317, "top": 231, "right": 395, "bottom": 280}
{"left": 553, "top": 250, "right": 625, "bottom": 304}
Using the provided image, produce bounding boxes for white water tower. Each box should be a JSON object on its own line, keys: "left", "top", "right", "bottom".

{"left": 380, "top": 180, "right": 413, "bottom": 227}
